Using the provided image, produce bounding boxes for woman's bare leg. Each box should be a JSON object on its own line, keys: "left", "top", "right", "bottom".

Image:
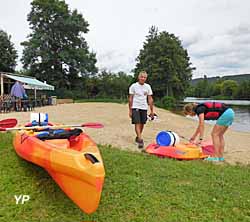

{"left": 218, "top": 126, "right": 228, "bottom": 158}
{"left": 211, "top": 125, "right": 227, "bottom": 157}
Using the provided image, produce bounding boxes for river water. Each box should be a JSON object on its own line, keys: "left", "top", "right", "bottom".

{"left": 183, "top": 97, "right": 250, "bottom": 133}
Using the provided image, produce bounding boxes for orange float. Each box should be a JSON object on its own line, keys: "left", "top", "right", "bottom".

{"left": 13, "top": 127, "right": 105, "bottom": 214}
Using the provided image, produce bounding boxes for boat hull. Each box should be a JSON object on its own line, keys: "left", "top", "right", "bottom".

{"left": 146, "top": 143, "right": 208, "bottom": 160}
{"left": 13, "top": 129, "right": 105, "bottom": 214}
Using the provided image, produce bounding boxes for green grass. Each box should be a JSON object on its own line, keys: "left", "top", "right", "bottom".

{"left": 1, "top": 133, "right": 250, "bottom": 222}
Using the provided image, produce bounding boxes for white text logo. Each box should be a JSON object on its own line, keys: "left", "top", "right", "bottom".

{"left": 14, "top": 195, "right": 30, "bottom": 204}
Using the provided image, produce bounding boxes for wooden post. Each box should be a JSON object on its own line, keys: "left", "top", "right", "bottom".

{"left": 0, "top": 73, "right": 4, "bottom": 96}
{"left": 34, "top": 88, "right": 37, "bottom": 106}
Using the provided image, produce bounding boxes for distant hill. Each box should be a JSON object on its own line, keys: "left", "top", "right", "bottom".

{"left": 191, "top": 74, "right": 250, "bottom": 86}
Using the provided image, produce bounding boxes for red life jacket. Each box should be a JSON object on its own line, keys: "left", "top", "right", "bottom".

{"left": 197, "top": 102, "right": 227, "bottom": 120}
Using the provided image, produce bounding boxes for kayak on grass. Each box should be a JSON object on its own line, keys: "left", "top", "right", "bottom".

{"left": 13, "top": 123, "right": 105, "bottom": 214}
{"left": 145, "top": 142, "right": 209, "bottom": 160}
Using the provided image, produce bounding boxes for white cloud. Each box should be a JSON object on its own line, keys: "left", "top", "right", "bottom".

{"left": 0, "top": 0, "right": 250, "bottom": 78}
{"left": 183, "top": 23, "right": 250, "bottom": 78}
{"left": 96, "top": 48, "right": 138, "bottom": 74}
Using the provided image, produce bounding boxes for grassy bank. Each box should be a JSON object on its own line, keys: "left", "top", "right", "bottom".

{"left": 1, "top": 133, "right": 250, "bottom": 222}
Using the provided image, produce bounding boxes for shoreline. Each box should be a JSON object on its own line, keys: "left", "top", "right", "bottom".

{"left": 1, "top": 102, "right": 250, "bottom": 165}
{"left": 183, "top": 97, "right": 250, "bottom": 106}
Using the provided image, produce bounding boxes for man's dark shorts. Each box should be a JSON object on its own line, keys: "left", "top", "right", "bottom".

{"left": 132, "top": 108, "right": 147, "bottom": 124}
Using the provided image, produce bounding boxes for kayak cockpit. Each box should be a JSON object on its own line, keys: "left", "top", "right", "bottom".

{"left": 44, "top": 139, "right": 70, "bottom": 149}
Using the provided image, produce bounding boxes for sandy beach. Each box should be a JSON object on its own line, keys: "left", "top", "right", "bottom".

{"left": 1, "top": 102, "right": 250, "bottom": 165}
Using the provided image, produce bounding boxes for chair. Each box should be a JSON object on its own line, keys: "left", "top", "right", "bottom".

{"left": 2, "top": 95, "right": 12, "bottom": 113}
{"left": 21, "top": 99, "right": 35, "bottom": 112}
{"left": 41, "top": 95, "right": 47, "bottom": 106}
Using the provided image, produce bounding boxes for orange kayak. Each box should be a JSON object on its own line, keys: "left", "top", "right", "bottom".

{"left": 13, "top": 127, "right": 105, "bottom": 214}
{"left": 146, "top": 142, "right": 208, "bottom": 160}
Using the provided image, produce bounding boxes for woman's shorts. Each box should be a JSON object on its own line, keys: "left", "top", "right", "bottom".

{"left": 216, "top": 108, "right": 235, "bottom": 126}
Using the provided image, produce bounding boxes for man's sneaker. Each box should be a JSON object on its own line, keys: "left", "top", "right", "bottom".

{"left": 135, "top": 136, "right": 139, "bottom": 143}
{"left": 141, "top": 148, "right": 147, "bottom": 153}
{"left": 138, "top": 139, "right": 144, "bottom": 149}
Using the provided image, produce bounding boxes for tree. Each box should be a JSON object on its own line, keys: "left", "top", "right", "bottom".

{"left": 184, "top": 85, "right": 195, "bottom": 97}
{"left": 0, "top": 29, "right": 18, "bottom": 72}
{"left": 85, "top": 70, "right": 133, "bottom": 99}
{"left": 193, "top": 75, "right": 211, "bottom": 97}
{"left": 221, "top": 80, "right": 238, "bottom": 97}
{"left": 211, "top": 82, "right": 222, "bottom": 96}
{"left": 21, "top": 0, "right": 97, "bottom": 89}
{"left": 235, "top": 80, "right": 250, "bottom": 99}
{"left": 134, "top": 26, "right": 195, "bottom": 99}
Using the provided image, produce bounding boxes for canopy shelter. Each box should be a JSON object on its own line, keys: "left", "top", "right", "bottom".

{"left": 0, "top": 72, "right": 54, "bottom": 99}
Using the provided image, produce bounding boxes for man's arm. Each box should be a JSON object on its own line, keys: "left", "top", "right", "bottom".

{"left": 148, "top": 95, "right": 154, "bottom": 116}
{"left": 128, "top": 94, "right": 133, "bottom": 118}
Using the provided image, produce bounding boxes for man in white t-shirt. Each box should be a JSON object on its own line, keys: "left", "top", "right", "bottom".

{"left": 128, "top": 71, "right": 154, "bottom": 149}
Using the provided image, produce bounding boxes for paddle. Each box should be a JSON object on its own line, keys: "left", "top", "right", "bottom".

{"left": 0, "top": 118, "right": 18, "bottom": 128}
{"left": 179, "top": 135, "right": 192, "bottom": 143}
{"left": 0, "top": 122, "right": 104, "bottom": 131}
{"left": 179, "top": 134, "right": 203, "bottom": 146}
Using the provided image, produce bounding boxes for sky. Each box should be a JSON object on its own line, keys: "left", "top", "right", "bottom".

{"left": 0, "top": 0, "right": 250, "bottom": 79}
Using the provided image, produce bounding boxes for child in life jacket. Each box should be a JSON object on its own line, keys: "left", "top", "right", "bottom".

{"left": 183, "top": 102, "right": 235, "bottom": 162}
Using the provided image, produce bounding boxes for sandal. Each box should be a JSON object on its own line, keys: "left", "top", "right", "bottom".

{"left": 205, "top": 157, "right": 220, "bottom": 162}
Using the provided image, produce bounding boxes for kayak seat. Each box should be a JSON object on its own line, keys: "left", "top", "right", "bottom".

{"left": 36, "top": 128, "right": 83, "bottom": 140}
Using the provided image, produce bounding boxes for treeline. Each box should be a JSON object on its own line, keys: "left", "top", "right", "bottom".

{"left": 186, "top": 76, "right": 250, "bottom": 99}
{"left": 191, "top": 74, "right": 250, "bottom": 86}
{"left": 53, "top": 70, "right": 133, "bottom": 99}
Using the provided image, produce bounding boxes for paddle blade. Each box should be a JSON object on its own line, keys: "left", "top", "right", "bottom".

{"left": 0, "top": 118, "right": 17, "bottom": 128}
{"left": 81, "top": 122, "right": 104, "bottom": 128}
